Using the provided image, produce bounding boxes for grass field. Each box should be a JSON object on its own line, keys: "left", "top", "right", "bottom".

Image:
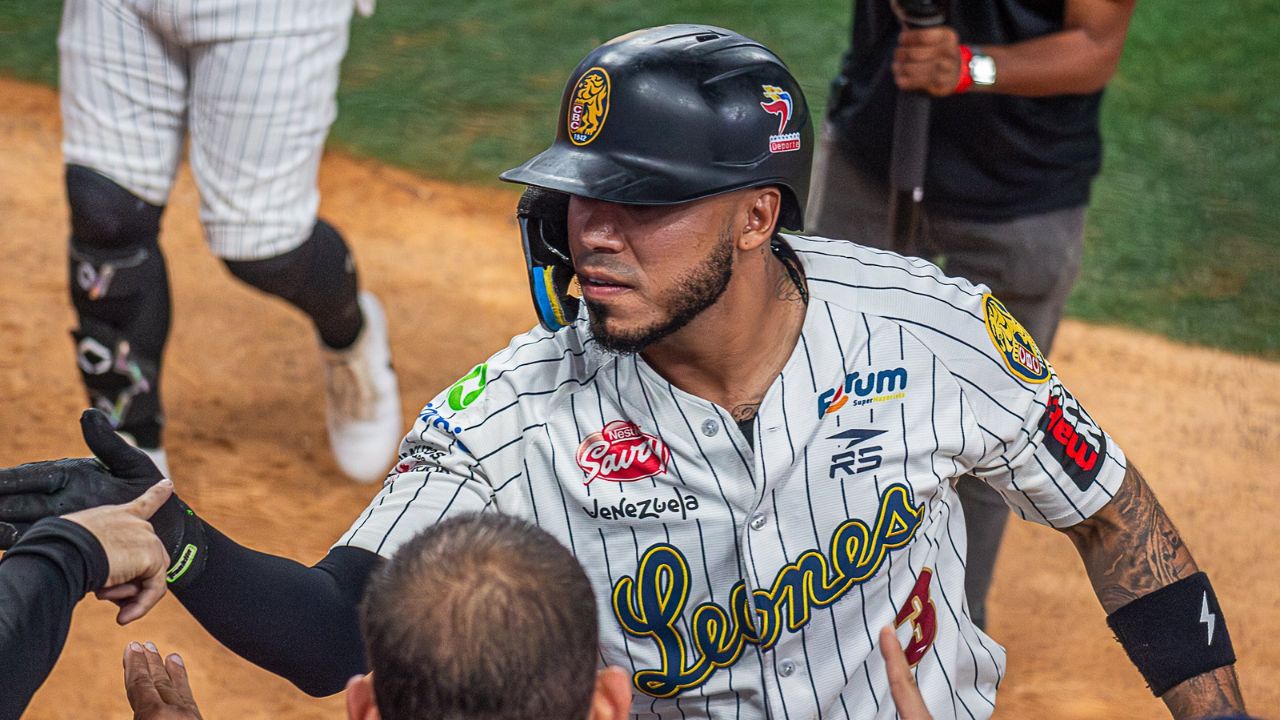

{"left": 1, "top": 2, "right": 1276, "bottom": 356}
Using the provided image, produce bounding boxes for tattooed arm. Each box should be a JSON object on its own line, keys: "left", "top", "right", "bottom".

{"left": 1061, "top": 464, "right": 1245, "bottom": 718}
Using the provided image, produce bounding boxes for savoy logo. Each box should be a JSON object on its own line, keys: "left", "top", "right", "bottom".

{"left": 576, "top": 420, "right": 671, "bottom": 485}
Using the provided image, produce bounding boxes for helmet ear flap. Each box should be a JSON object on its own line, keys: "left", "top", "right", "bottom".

{"left": 517, "top": 187, "right": 579, "bottom": 331}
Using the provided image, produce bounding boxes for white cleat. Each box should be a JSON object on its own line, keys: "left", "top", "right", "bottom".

{"left": 322, "top": 291, "right": 402, "bottom": 483}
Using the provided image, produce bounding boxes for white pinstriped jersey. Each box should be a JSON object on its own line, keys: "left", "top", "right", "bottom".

{"left": 339, "top": 234, "right": 1127, "bottom": 719}
{"left": 58, "top": 0, "right": 368, "bottom": 260}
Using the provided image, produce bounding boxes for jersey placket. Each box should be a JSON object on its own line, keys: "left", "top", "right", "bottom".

{"left": 741, "top": 372, "right": 822, "bottom": 719}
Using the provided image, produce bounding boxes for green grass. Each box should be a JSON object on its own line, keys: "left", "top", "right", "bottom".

{"left": 1077, "top": 0, "right": 1280, "bottom": 356}
{"left": 1, "top": 2, "right": 1276, "bottom": 356}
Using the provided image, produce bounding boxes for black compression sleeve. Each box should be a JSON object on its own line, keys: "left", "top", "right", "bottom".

{"left": 0, "top": 518, "right": 108, "bottom": 719}
{"left": 173, "top": 522, "right": 382, "bottom": 697}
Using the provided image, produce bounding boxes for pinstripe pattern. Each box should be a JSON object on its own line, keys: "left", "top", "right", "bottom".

{"left": 58, "top": 0, "right": 360, "bottom": 260}
{"left": 339, "top": 235, "right": 1126, "bottom": 718}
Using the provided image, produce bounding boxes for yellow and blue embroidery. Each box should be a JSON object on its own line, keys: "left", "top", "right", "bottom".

{"left": 613, "top": 483, "right": 924, "bottom": 698}
{"left": 982, "top": 293, "right": 1049, "bottom": 383}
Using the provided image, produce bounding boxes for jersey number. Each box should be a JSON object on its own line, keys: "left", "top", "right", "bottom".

{"left": 893, "top": 567, "right": 938, "bottom": 666}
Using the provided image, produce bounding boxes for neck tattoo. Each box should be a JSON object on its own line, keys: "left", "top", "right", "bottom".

{"left": 731, "top": 404, "right": 760, "bottom": 423}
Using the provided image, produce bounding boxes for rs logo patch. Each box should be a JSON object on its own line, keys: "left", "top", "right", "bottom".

{"left": 894, "top": 567, "right": 938, "bottom": 666}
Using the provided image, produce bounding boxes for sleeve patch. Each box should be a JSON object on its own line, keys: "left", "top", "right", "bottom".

{"left": 1039, "top": 379, "right": 1108, "bottom": 491}
{"left": 446, "top": 362, "right": 488, "bottom": 411}
{"left": 982, "top": 293, "right": 1049, "bottom": 384}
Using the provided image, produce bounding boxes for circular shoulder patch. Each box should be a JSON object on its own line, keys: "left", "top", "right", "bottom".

{"left": 982, "top": 294, "right": 1049, "bottom": 383}
{"left": 567, "top": 67, "right": 611, "bottom": 146}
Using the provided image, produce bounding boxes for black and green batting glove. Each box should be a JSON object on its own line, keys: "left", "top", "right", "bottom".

{"left": 0, "top": 409, "right": 208, "bottom": 589}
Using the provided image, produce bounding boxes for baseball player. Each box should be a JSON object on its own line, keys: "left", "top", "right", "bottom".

{"left": 1, "top": 25, "right": 1245, "bottom": 719}
{"left": 58, "top": 0, "right": 399, "bottom": 482}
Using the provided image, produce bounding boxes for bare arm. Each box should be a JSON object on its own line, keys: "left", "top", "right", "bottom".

{"left": 1060, "top": 464, "right": 1245, "bottom": 717}
{"left": 894, "top": 0, "right": 1138, "bottom": 97}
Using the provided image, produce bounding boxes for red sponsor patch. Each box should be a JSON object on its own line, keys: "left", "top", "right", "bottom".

{"left": 1040, "top": 383, "right": 1106, "bottom": 490}
{"left": 576, "top": 420, "right": 671, "bottom": 485}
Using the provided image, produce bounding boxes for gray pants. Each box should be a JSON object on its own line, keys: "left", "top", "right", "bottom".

{"left": 807, "top": 124, "right": 1086, "bottom": 629}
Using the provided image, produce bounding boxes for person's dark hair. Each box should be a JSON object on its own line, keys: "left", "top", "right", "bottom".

{"left": 359, "top": 513, "right": 600, "bottom": 720}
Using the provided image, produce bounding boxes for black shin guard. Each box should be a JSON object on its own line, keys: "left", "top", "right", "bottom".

{"left": 66, "top": 164, "right": 170, "bottom": 448}
{"left": 223, "top": 219, "right": 362, "bottom": 350}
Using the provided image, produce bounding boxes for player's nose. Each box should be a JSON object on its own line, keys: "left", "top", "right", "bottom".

{"left": 568, "top": 196, "right": 627, "bottom": 254}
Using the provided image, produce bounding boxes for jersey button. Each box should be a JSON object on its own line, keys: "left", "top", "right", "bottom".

{"left": 701, "top": 418, "right": 719, "bottom": 437}
{"left": 778, "top": 659, "right": 798, "bottom": 677}
{"left": 750, "top": 512, "right": 767, "bottom": 531}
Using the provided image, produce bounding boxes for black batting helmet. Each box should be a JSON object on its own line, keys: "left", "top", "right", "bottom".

{"left": 501, "top": 24, "right": 812, "bottom": 230}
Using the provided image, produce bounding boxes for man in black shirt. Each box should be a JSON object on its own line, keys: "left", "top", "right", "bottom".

{"left": 807, "top": 0, "right": 1139, "bottom": 629}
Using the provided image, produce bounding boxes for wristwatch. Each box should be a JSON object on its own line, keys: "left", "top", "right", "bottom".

{"left": 968, "top": 46, "right": 997, "bottom": 87}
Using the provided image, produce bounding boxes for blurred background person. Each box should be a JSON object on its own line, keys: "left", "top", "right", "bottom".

{"left": 57, "top": 0, "right": 400, "bottom": 483}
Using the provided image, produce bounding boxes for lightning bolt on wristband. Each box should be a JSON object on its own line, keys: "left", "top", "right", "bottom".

{"left": 1105, "top": 572, "right": 1236, "bottom": 697}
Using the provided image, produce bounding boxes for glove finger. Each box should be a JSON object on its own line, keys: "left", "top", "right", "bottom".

{"left": 80, "top": 409, "right": 162, "bottom": 481}
{"left": 0, "top": 460, "right": 73, "bottom": 496}
{"left": 0, "top": 491, "right": 79, "bottom": 522}
{"left": 0, "top": 459, "right": 110, "bottom": 522}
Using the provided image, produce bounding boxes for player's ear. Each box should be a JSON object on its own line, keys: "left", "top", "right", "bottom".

{"left": 737, "top": 187, "right": 781, "bottom": 252}
{"left": 587, "top": 666, "right": 633, "bottom": 720}
{"left": 345, "top": 673, "right": 380, "bottom": 720}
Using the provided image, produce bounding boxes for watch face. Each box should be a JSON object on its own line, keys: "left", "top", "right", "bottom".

{"left": 970, "top": 54, "right": 996, "bottom": 85}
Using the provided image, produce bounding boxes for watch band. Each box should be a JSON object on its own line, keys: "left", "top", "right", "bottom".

{"left": 954, "top": 44, "right": 975, "bottom": 94}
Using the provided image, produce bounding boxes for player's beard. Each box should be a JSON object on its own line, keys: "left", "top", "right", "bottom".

{"left": 586, "top": 223, "right": 735, "bottom": 356}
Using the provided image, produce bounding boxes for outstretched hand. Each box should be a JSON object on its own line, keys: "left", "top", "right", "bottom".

{"left": 124, "top": 642, "right": 204, "bottom": 720}
{"left": 0, "top": 409, "right": 163, "bottom": 549}
{"left": 65, "top": 480, "right": 174, "bottom": 624}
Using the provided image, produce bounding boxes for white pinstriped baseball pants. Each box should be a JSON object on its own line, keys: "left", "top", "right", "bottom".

{"left": 59, "top": 0, "right": 355, "bottom": 260}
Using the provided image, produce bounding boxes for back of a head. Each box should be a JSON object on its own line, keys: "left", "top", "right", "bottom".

{"left": 360, "top": 514, "right": 599, "bottom": 720}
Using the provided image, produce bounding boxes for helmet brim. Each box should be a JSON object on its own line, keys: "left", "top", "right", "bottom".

{"left": 501, "top": 143, "right": 801, "bottom": 219}
{"left": 500, "top": 143, "right": 716, "bottom": 207}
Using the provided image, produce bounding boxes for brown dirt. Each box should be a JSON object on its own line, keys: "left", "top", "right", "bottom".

{"left": 2, "top": 76, "right": 1276, "bottom": 719}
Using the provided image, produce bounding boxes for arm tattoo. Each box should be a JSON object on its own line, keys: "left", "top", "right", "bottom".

{"left": 1062, "top": 464, "right": 1246, "bottom": 714}
{"left": 1161, "top": 666, "right": 1246, "bottom": 718}
{"left": 1062, "top": 463, "right": 1195, "bottom": 613}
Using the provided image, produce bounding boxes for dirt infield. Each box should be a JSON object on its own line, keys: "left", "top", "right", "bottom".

{"left": 2, "top": 76, "right": 1276, "bottom": 719}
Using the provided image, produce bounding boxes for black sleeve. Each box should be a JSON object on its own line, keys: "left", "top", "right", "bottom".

{"left": 173, "top": 522, "right": 382, "bottom": 697}
{"left": 0, "top": 517, "right": 109, "bottom": 720}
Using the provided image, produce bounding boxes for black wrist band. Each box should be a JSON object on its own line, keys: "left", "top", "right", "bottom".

{"left": 1106, "top": 572, "right": 1235, "bottom": 696}
{"left": 153, "top": 494, "right": 208, "bottom": 590}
